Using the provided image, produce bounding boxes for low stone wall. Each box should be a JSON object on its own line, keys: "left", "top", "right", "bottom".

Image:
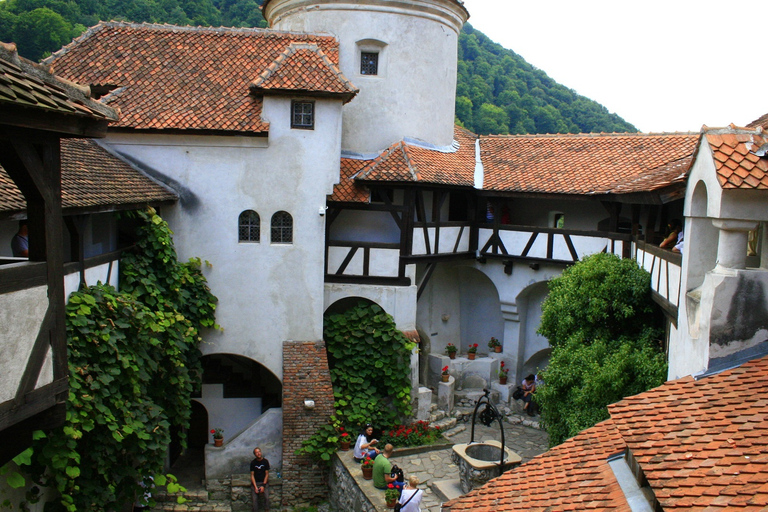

{"left": 328, "top": 455, "right": 376, "bottom": 512}
{"left": 207, "top": 474, "right": 283, "bottom": 512}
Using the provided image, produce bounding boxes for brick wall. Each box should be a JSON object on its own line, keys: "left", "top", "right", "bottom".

{"left": 281, "top": 340, "right": 335, "bottom": 506}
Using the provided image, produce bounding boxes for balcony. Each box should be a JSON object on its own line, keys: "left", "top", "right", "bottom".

{"left": 633, "top": 240, "right": 682, "bottom": 321}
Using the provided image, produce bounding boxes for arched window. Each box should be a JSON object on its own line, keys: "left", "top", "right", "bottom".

{"left": 239, "top": 210, "right": 260, "bottom": 242}
{"left": 271, "top": 211, "right": 293, "bottom": 244}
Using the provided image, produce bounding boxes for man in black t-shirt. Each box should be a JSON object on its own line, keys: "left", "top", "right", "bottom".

{"left": 249, "top": 447, "right": 270, "bottom": 511}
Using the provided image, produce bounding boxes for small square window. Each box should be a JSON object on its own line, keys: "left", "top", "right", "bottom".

{"left": 291, "top": 100, "right": 314, "bottom": 130}
{"left": 361, "top": 52, "right": 379, "bottom": 75}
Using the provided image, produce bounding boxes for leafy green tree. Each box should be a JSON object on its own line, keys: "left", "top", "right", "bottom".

{"left": 12, "top": 8, "right": 72, "bottom": 61}
{"left": 536, "top": 253, "right": 666, "bottom": 446}
{"left": 474, "top": 102, "right": 508, "bottom": 135}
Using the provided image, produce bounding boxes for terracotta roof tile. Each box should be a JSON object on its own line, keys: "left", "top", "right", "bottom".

{"left": 47, "top": 22, "right": 341, "bottom": 134}
{"left": 705, "top": 128, "right": 768, "bottom": 189}
{"left": 0, "top": 41, "right": 116, "bottom": 125}
{"left": 251, "top": 43, "right": 357, "bottom": 102}
{"left": 479, "top": 132, "right": 700, "bottom": 195}
{"left": 330, "top": 158, "right": 373, "bottom": 203}
{"left": 747, "top": 113, "right": 768, "bottom": 130}
{"left": 447, "top": 355, "right": 768, "bottom": 512}
{"left": 0, "top": 138, "right": 176, "bottom": 214}
{"left": 355, "top": 125, "right": 477, "bottom": 187}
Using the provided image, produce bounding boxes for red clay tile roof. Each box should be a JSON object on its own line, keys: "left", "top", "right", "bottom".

{"left": 610, "top": 355, "right": 768, "bottom": 511}
{"left": 747, "top": 113, "right": 768, "bottom": 130}
{"left": 251, "top": 43, "right": 357, "bottom": 103}
{"left": 0, "top": 138, "right": 176, "bottom": 214}
{"left": 705, "top": 128, "right": 768, "bottom": 189}
{"left": 0, "top": 41, "right": 117, "bottom": 129}
{"left": 444, "top": 420, "right": 630, "bottom": 512}
{"left": 480, "top": 132, "right": 700, "bottom": 195}
{"left": 46, "top": 22, "right": 342, "bottom": 134}
{"left": 331, "top": 158, "right": 374, "bottom": 203}
{"left": 355, "top": 126, "right": 477, "bottom": 186}
{"left": 445, "top": 354, "right": 768, "bottom": 512}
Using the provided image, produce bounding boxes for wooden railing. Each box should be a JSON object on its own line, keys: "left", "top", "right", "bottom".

{"left": 634, "top": 240, "right": 682, "bottom": 320}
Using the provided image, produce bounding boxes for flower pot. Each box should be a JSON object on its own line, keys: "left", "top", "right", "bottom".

{"left": 448, "top": 352, "right": 456, "bottom": 359}
{"left": 441, "top": 374, "right": 450, "bottom": 382}
{"left": 499, "top": 376, "right": 508, "bottom": 385}
{"left": 214, "top": 438, "right": 223, "bottom": 447}
{"left": 494, "top": 346, "right": 502, "bottom": 353}
{"left": 362, "top": 466, "right": 373, "bottom": 480}
{"left": 340, "top": 441, "right": 350, "bottom": 451}
{"left": 386, "top": 499, "right": 397, "bottom": 509}
{"left": 468, "top": 353, "right": 476, "bottom": 360}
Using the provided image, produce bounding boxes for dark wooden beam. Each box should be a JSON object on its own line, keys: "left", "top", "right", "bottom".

{"left": 0, "top": 403, "right": 66, "bottom": 466}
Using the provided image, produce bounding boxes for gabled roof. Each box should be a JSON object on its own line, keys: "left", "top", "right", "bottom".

{"left": 0, "top": 41, "right": 117, "bottom": 136}
{"left": 480, "top": 132, "right": 699, "bottom": 196}
{"left": 354, "top": 126, "right": 477, "bottom": 186}
{"left": 704, "top": 127, "right": 768, "bottom": 189}
{"left": 444, "top": 354, "right": 768, "bottom": 512}
{"left": 251, "top": 42, "right": 357, "bottom": 103}
{"left": 0, "top": 138, "right": 176, "bottom": 216}
{"left": 47, "top": 22, "right": 343, "bottom": 134}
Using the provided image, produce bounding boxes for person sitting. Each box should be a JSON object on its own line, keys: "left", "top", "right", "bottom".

{"left": 521, "top": 374, "right": 536, "bottom": 416}
{"left": 11, "top": 220, "right": 28, "bottom": 257}
{"left": 353, "top": 423, "right": 380, "bottom": 462}
{"left": 372, "top": 444, "right": 404, "bottom": 491}
{"left": 398, "top": 475, "right": 423, "bottom": 512}
{"left": 659, "top": 219, "right": 682, "bottom": 249}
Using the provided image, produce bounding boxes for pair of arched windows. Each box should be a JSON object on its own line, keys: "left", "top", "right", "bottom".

{"left": 238, "top": 210, "right": 293, "bottom": 244}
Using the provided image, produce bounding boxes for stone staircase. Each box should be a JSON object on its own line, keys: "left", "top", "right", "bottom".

{"left": 428, "top": 403, "right": 467, "bottom": 439}
{"left": 152, "top": 488, "right": 232, "bottom": 512}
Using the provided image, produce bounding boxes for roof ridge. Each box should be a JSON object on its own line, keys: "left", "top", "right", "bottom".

{"left": 481, "top": 131, "right": 699, "bottom": 139}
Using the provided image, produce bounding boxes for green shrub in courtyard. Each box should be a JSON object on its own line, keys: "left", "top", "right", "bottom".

{"left": 536, "top": 253, "right": 667, "bottom": 447}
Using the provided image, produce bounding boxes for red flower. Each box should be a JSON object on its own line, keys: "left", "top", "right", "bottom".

{"left": 341, "top": 432, "right": 349, "bottom": 437}
{"left": 388, "top": 483, "right": 394, "bottom": 489}
{"left": 472, "top": 343, "right": 478, "bottom": 348}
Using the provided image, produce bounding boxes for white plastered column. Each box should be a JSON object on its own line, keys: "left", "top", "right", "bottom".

{"left": 500, "top": 301, "right": 522, "bottom": 385}
{"left": 713, "top": 219, "right": 758, "bottom": 270}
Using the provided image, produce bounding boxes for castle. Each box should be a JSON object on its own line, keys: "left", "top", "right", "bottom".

{"left": 2, "top": 0, "right": 767, "bottom": 506}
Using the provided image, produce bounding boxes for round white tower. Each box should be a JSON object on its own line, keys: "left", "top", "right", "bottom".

{"left": 263, "top": 0, "right": 469, "bottom": 155}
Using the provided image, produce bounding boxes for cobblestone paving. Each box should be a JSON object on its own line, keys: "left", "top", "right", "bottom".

{"left": 391, "top": 416, "right": 549, "bottom": 512}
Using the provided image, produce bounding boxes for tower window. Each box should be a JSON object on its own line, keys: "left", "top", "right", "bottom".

{"left": 239, "top": 210, "right": 260, "bottom": 242}
{"left": 291, "top": 100, "right": 314, "bottom": 129}
{"left": 360, "top": 52, "right": 379, "bottom": 75}
{"left": 271, "top": 211, "right": 293, "bottom": 244}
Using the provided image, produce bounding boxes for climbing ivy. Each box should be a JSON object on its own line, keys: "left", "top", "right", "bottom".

{"left": 324, "top": 302, "right": 416, "bottom": 428}
{"left": 298, "top": 303, "right": 416, "bottom": 464}
{"left": 4, "top": 208, "right": 217, "bottom": 511}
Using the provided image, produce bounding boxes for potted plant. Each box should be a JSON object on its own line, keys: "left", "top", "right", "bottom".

{"left": 339, "top": 430, "right": 351, "bottom": 451}
{"left": 385, "top": 485, "right": 400, "bottom": 508}
{"left": 498, "top": 361, "right": 509, "bottom": 385}
{"left": 361, "top": 456, "right": 375, "bottom": 480}
{"left": 445, "top": 343, "right": 457, "bottom": 359}
{"left": 467, "top": 343, "right": 479, "bottom": 360}
{"left": 441, "top": 365, "right": 450, "bottom": 382}
{"left": 210, "top": 427, "right": 224, "bottom": 447}
{"left": 488, "top": 336, "right": 501, "bottom": 353}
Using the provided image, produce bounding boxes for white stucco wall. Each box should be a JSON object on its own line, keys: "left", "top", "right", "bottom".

{"left": 0, "top": 285, "right": 48, "bottom": 403}
{"left": 102, "top": 97, "right": 345, "bottom": 381}
{"left": 267, "top": 0, "right": 467, "bottom": 153}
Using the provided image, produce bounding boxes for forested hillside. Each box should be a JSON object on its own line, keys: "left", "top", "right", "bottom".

{"left": 0, "top": 0, "right": 637, "bottom": 135}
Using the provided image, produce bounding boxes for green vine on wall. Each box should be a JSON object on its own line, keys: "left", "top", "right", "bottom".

{"left": 298, "top": 303, "right": 416, "bottom": 463}
{"left": 1, "top": 208, "right": 218, "bottom": 511}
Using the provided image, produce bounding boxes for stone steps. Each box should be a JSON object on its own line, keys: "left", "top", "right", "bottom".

{"left": 442, "top": 424, "right": 466, "bottom": 439}
{"left": 152, "top": 488, "right": 232, "bottom": 512}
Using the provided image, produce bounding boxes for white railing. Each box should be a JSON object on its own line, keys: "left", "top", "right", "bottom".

{"left": 634, "top": 240, "right": 682, "bottom": 314}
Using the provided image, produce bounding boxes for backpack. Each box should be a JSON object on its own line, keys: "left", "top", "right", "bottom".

{"left": 512, "top": 386, "right": 524, "bottom": 400}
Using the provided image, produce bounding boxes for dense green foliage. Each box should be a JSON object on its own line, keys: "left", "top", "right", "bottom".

{"left": 3, "top": 208, "right": 217, "bottom": 511}
{"left": 457, "top": 25, "right": 635, "bottom": 135}
{"left": 536, "top": 253, "right": 667, "bottom": 447}
{"left": 1, "top": 1, "right": 635, "bottom": 134}
{"left": 298, "top": 303, "right": 416, "bottom": 463}
{"left": 324, "top": 302, "right": 416, "bottom": 428}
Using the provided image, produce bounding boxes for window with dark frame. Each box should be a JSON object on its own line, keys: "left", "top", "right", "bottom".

{"left": 271, "top": 211, "right": 293, "bottom": 244}
{"left": 360, "top": 52, "right": 379, "bottom": 75}
{"left": 291, "top": 100, "right": 314, "bottom": 129}
{"left": 238, "top": 210, "right": 260, "bottom": 242}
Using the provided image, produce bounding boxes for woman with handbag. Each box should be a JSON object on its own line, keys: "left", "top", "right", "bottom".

{"left": 396, "top": 476, "right": 423, "bottom": 512}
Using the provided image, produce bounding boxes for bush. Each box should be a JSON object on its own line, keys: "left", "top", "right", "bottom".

{"left": 379, "top": 421, "right": 443, "bottom": 447}
{"left": 536, "top": 253, "right": 666, "bottom": 446}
